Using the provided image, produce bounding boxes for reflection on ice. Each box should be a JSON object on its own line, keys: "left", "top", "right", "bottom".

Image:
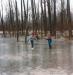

{"left": 0, "top": 37, "right": 73, "bottom": 75}
{"left": 0, "top": 68, "right": 69, "bottom": 75}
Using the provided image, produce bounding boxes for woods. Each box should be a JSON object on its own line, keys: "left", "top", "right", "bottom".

{"left": 0, "top": 0, "right": 72, "bottom": 41}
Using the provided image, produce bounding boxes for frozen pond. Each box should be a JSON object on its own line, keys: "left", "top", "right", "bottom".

{"left": 0, "top": 37, "right": 73, "bottom": 75}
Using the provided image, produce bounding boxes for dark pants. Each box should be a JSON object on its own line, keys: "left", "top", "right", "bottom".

{"left": 48, "top": 39, "right": 52, "bottom": 49}
{"left": 31, "top": 40, "right": 34, "bottom": 48}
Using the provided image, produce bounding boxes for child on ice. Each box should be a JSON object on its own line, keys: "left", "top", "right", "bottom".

{"left": 27, "top": 32, "right": 35, "bottom": 49}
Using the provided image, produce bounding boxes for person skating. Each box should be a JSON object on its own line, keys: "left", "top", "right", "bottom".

{"left": 27, "top": 32, "right": 35, "bottom": 49}
{"left": 47, "top": 34, "right": 52, "bottom": 49}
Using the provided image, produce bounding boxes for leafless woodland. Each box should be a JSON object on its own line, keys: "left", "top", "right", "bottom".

{"left": 0, "top": 0, "right": 72, "bottom": 41}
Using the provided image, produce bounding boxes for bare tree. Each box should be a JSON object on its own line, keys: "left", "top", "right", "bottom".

{"left": 47, "top": 0, "right": 52, "bottom": 35}
{"left": 15, "top": 0, "right": 19, "bottom": 41}
{"left": 67, "top": 0, "right": 72, "bottom": 39}
{"left": 23, "top": 0, "right": 28, "bottom": 43}
{"left": 21, "top": 0, "right": 24, "bottom": 35}
{"left": 43, "top": 0, "right": 47, "bottom": 35}
{"left": 23, "top": 0, "right": 28, "bottom": 29}
{"left": 60, "top": 0, "right": 65, "bottom": 34}
{"left": 36, "top": 2, "right": 40, "bottom": 32}
{"left": 1, "top": 0, "right": 5, "bottom": 37}
{"left": 31, "top": 0, "right": 35, "bottom": 32}
{"left": 8, "top": 0, "right": 15, "bottom": 37}
{"left": 53, "top": 0, "right": 56, "bottom": 37}
{"left": 40, "top": 0, "right": 44, "bottom": 37}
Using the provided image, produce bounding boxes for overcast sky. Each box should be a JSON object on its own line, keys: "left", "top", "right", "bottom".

{"left": 0, "top": 0, "right": 73, "bottom": 17}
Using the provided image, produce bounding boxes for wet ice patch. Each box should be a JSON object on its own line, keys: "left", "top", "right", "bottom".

{"left": 31, "top": 68, "right": 67, "bottom": 75}
{"left": 0, "top": 73, "right": 7, "bottom": 75}
{"left": 19, "top": 37, "right": 25, "bottom": 42}
{"left": 0, "top": 55, "right": 23, "bottom": 61}
{"left": 0, "top": 43, "right": 9, "bottom": 48}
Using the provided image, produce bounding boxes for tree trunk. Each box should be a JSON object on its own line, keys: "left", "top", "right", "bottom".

{"left": 15, "top": 0, "right": 19, "bottom": 42}
{"left": 67, "top": 0, "right": 72, "bottom": 39}
{"left": 47, "top": 0, "right": 52, "bottom": 35}
{"left": 53, "top": 0, "right": 56, "bottom": 37}
{"left": 1, "top": 1, "right": 5, "bottom": 37}
{"left": 40, "top": 0, "right": 44, "bottom": 37}
{"left": 21, "top": 0, "right": 24, "bottom": 35}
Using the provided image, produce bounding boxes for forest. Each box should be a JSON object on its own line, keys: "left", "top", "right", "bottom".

{"left": 0, "top": 0, "right": 72, "bottom": 41}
